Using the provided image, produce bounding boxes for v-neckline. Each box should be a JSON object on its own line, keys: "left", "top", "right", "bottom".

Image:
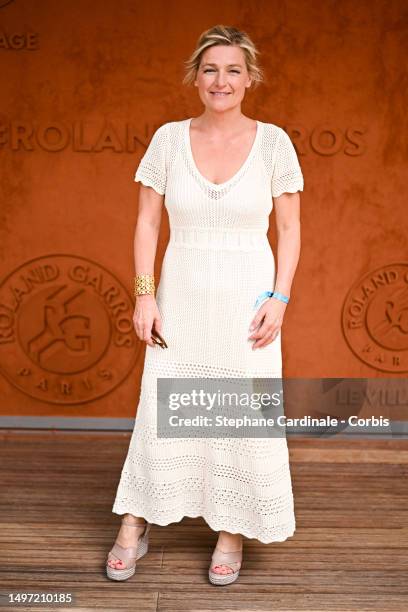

{"left": 184, "top": 117, "right": 261, "bottom": 189}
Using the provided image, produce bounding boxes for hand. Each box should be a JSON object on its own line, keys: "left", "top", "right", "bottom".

{"left": 133, "top": 294, "right": 163, "bottom": 347}
{"left": 248, "top": 298, "right": 287, "bottom": 350}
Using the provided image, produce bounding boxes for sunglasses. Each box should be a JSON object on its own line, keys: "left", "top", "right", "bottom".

{"left": 151, "top": 327, "right": 168, "bottom": 349}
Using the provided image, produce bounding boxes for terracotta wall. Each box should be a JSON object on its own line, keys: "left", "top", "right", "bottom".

{"left": 0, "top": 0, "right": 406, "bottom": 422}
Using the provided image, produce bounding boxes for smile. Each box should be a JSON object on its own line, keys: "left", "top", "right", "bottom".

{"left": 210, "top": 92, "right": 231, "bottom": 96}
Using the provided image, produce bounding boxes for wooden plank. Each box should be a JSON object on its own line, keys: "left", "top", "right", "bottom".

{"left": 0, "top": 431, "right": 407, "bottom": 611}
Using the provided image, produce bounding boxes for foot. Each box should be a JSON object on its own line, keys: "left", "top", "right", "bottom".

{"left": 106, "top": 514, "right": 147, "bottom": 570}
{"left": 211, "top": 531, "right": 243, "bottom": 575}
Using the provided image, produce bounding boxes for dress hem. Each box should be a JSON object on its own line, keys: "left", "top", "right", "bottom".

{"left": 111, "top": 505, "right": 296, "bottom": 545}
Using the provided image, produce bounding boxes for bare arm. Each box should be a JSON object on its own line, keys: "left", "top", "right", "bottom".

{"left": 248, "top": 191, "right": 301, "bottom": 349}
{"left": 272, "top": 190, "right": 301, "bottom": 299}
{"left": 133, "top": 184, "right": 164, "bottom": 347}
{"left": 134, "top": 183, "right": 163, "bottom": 273}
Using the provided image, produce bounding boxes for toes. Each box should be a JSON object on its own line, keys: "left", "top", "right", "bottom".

{"left": 107, "top": 555, "right": 124, "bottom": 569}
{"left": 212, "top": 564, "right": 232, "bottom": 575}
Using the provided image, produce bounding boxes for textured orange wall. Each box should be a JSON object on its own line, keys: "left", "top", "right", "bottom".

{"left": 0, "top": 0, "right": 406, "bottom": 419}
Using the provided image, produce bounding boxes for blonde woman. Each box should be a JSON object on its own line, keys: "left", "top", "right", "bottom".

{"left": 107, "top": 24, "right": 304, "bottom": 586}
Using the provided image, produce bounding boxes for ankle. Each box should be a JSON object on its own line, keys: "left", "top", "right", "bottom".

{"left": 217, "top": 532, "right": 243, "bottom": 550}
{"left": 123, "top": 513, "right": 146, "bottom": 525}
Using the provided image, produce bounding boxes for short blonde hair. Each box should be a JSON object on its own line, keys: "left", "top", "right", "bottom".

{"left": 182, "top": 25, "right": 264, "bottom": 89}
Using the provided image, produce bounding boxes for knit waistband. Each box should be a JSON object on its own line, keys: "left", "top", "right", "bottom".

{"left": 168, "top": 226, "right": 270, "bottom": 251}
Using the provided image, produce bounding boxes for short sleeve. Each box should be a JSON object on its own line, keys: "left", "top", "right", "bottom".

{"left": 271, "top": 129, "right": 304, "bottom": 198}
{"left": 134, "top": 123, "right": 168, "bottom": 195}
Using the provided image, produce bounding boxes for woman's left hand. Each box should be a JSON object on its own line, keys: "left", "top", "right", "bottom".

{"left": 248, "top": 298, "right": 287, "bottom": 350}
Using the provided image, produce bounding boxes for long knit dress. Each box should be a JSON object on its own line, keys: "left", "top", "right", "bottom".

{"left": 112, "top": 117, "right": 304, "bottom": 543}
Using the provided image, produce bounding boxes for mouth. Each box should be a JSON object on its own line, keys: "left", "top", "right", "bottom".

{"left": 210, "top": 92, "right": 231, "bottom": 96}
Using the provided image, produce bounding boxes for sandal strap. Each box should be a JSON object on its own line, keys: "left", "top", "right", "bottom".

{"left": 211, "top": 547, "right": 242, "bottom": 568}
{"left": 122, "top": 520, "right": 151, "bottom": 536}
{"left": 144, "top": 523, "right": 152, "bottom": 535}
{"left": 108, "top": 522, "right": 151, "bottom": 567}
{"left": 110, "top": 541, "right": 138, "bottom": 565}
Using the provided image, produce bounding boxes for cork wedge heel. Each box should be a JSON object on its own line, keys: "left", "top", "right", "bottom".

{"left": 106, "top": 519, "right": 151, "bottom": 581}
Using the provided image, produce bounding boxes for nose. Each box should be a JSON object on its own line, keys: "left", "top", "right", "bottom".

{"left": 214, "top": 71, "right": 228, "bottom": 87}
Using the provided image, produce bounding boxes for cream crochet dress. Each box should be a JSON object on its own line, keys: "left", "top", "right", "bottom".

{"left": 112, "top": 118, "right": 304, "bottom": 543}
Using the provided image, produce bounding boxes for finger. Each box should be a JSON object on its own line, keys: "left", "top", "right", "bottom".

{"left": 249, "top": 322, "right": 273, "bottom": 340}
{"left": 142, "top": 325, "right": 155, "bottom": 346}
{"left": 248, "top": 330, "right": 262, "bottom": 340}
{"left": 253, "top": 329, "right": 277, "bottom": 349}
{"left": 248, "top": 321, "right": 269, "bottom": 339}
{"left": 249, "top": 314, "right": 265, "bottom": 332}
{"left": 254, "top": 331, "right": 278, "bottom": 349}
{"left": 135, "top": 323, "right": 148, "bottom": 339}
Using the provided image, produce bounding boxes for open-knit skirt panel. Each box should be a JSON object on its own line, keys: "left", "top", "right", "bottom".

{"left": 112, "top": 241, "right": 296, "bottom": 544}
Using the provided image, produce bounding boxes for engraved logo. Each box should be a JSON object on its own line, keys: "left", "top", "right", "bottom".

{"left": 342, "top": 263, "right": 408, "bottom": 373}
{"left": 0, "top": 255, "right": 139, "bottom": 403}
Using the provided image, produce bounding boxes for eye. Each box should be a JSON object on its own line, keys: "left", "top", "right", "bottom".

{"left": 203, "top": 68, "right": 241, "bottom": 74}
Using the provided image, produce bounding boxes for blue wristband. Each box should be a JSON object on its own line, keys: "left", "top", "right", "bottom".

{"left": 271, "top": 291, "right": 290, "bottom": 304}
{"left": 253, "top": 290, "right": 290, "bottom": 309}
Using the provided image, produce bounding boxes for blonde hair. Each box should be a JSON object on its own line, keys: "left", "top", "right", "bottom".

{"left": 182, "top": 25, "right": 264, "bottom": 89}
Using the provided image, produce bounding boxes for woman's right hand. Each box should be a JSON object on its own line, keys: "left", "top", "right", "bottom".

{"left": 133, "top": 294, "right": 162, "bottom": 347}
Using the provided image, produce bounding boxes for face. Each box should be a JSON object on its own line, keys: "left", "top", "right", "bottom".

{"left": 194, "top": 45, "right": 252, "bottom": 111}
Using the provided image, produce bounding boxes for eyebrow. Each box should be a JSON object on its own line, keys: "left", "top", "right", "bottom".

{"left": 202, "top": 63, "right": 242, "bottom": 68}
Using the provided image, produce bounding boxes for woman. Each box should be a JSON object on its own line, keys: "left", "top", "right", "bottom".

{"left": 107, "top": 24, "right": 304, "bottom": 586}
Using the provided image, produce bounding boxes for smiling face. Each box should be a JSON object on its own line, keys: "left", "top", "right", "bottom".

{"left": 194, "top": 44, "right": 252, "bottom": 111}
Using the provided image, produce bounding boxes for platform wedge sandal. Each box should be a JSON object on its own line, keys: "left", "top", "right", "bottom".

{"left": 106, "top": 519, "right": 151, "bottom": 581}
{"left": 208, "top": 546, "right": 243, "bottom": 586}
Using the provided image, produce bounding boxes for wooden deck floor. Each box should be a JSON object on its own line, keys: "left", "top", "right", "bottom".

{"left": 0, "top": 431, "right": 407, "bottom": 611}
